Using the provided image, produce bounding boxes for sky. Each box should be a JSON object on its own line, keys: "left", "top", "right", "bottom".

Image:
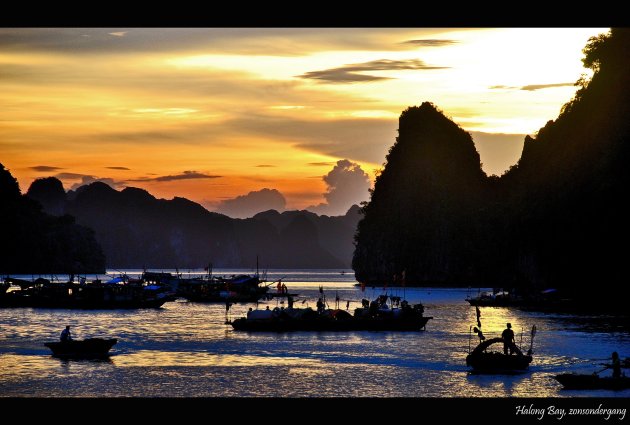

{"left": 0, "top": 28, "right": 608, "bottom": 217}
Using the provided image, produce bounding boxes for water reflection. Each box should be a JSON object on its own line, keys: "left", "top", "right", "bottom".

{"left": 1, "top": 275, "right": 629, "bottom": 397}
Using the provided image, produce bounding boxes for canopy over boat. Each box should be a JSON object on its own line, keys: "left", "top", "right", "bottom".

{"left": 466, "top": 337, "right": 533, "bottom": 373}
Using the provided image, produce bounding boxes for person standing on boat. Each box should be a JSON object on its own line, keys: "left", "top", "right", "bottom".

{"left": 502, "top": 323, "right": 515, "bottom": 355}
{"left": 611, "top": 352, "right": 622, "bottom": 378}
{"left": 316, "top": 298, "right": 325, "bottom": 314}
{"left": 60, "top": 325, "right": 72, "bottom": 342}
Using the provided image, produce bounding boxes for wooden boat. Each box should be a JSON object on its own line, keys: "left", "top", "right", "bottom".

{"left": 466, "top": 290, "right": 524, "bottom": 307}
{"left": 44, "top": 338, "right": 117, "bottom": 359}
{"left": 466, "top": 337, "right": 533, "bottom": 373}
{"left": 232, "top": 295, "right": 432, "bottom": 332}
{"left": 0, "top": 277, "right": 174, "bottom": 309}
{"left": 555, "top": 373, "right": 630, "bottom": 390}
{"left": 176, "top": 274, "right": 269, "bottom": 303}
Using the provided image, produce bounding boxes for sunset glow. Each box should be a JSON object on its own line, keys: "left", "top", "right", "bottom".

{"left": 0, "top": 28, "right": 607, "bottom": 215}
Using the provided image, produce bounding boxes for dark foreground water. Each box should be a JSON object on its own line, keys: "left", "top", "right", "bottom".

{"left": 1, "top": 270, "right": 629, "bottom": 397}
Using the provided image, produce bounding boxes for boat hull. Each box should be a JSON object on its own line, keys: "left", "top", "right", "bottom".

{"left": 232, "top": 316, "right": 432, "bottom": 332}
{"left": 466, "top": 337, "right": 532, "bottom": 373}
{"left": 466, "top": 352, "right": 532, "bottom": 372}
{"left": 555, "top": 374, "right": 630, "bottom": 390}
{"left": 44, "top": 338, "right": 117, "bottom": 359}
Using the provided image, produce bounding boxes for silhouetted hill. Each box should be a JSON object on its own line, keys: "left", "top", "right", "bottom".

{"left": 1, "top": 165, "right": 105, "bottom": 273}
{"left": 501, "top": 28, "right": 630, "bottom": 294}
{"left": 252, "top": 206, "right": 360, "bottom": 267}
{"left": 27, "top": 178, "right": 360, "bottom": 269}
{"left": 26, "top": 177, "right": 67, "bottom": 216}
{"left": 353, "top": 102, "right": 486, "bottom": 285}
{"left": 353, "top": 29, "right": 630, "bottom": 305}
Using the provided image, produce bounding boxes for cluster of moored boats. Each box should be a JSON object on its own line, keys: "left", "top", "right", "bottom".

{"left": 0, "top": 270, "right": 268, "bottom": 309}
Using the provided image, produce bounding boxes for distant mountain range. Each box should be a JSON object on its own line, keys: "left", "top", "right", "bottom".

{"left": 26, "top": 177, "right": 361, "bottom": 269}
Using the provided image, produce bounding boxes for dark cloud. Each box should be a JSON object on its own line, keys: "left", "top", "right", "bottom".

{"left": 488, "top": 85, "right": 518, "bottom": 90}
{"left": 55, "top": 172, "right": 92, "bottom": 180}
{"left": 308, "top": 162, "right": 335, "bottom": 166}
{"left": 30, "top": 165, "right": 63, "bottom": 172}
{"left": 307, "top": 159, "right": 371, "bottom": 216}
{"left": 489, "top": 83, "right": 574, "bottom": 91}
{"left": 299, "top": 59, "right": 448, "bottom": 84}
{"left": 106, "top": 166, "right": 130, "bottom": 170}
{"left": 256, "top": 164, "right": 275, "bottom": 168}
{"left": 215, "top": 188, "right": 287, "bottom": 219}
{"left": 520, "top": 82, "right": 574, "bottom": 91}
{"left": 129, "top": 171, "right": 221, "bottom": 183}
{"left": 400, "top": 39, "right": 458, "bottom": 47}
{"left": 0, "top": 28, "right": 454, "bottom": 56}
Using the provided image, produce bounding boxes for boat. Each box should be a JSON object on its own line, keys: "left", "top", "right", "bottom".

{"left": 554, "top": 374, "right": 630, "bottom": 390}
{"left": 466, "top": 289, "right": 523, "bottom": 307}
{"left": 176, "top": 274, "right": 269, "bottom": 303}
{"left": 44, "top": 338, "right": 118, "bottom": 359}
{"left": 0, "top": 275, "right": 175, "bottom": 309}
{"left": 466, "top": 337, "right": 533, "bottom": 373}
{"left": 231, "top": 294, "right": 432, "bottom": 332}
{"left": 465, "top": 323, "right": 536, "bottom": 373}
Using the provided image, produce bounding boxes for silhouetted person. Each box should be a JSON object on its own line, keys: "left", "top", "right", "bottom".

{"left": 287, "top": 295, "right": 294, "bottom": 309}
{"left": 611, "top": 352, "right": 622, "bottom": 378}
{"left": 502, "top": 323, "right": 515, "bottom": 355}
{"left": 60, "top": 325, "right": 72, "bottom": 342}
{"left": 316, "top": 298, "right": 324, "bottom": 314}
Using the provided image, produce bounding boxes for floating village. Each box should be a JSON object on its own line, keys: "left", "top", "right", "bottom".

{"left": 2, "top": 267, "right": 628, "bottom": 392}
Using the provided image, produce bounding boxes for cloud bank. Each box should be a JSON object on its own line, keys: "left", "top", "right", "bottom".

{"left": 299, "top": 59, "right": 448, "bottom": 84}
{"left": 308, "top": 159, "right": 371, "bottom": 216}
{"left": 215, "top": 188, "right": 287, "bottom": 219}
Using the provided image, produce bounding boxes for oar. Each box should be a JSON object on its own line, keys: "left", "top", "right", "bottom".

{"left": 527, "top": 325, "right": 537, "bottom": 355}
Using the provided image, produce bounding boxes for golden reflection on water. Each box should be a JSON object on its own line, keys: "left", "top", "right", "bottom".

{"left": 113, "top": 350, "right": 324, "bottom": 368}
{"left": 0, "top": 354, "right": 54, "bottom": 382}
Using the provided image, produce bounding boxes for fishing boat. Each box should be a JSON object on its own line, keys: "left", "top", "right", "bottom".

{"left": 231, "top": 294, "right": 432, "bottom": 332}
{"left": 465, "top": 314, "right": 536, "bottom": 373}
{"left": 554, "top": 374, "right": 630, "bottom": 390}
{"left": 466, "top": 338, "right": 533, "bottom": 373}
{"left": 0, "top": 275, "right": 175, "bottom": 309}
{"left": 44, "top": 338, "right": 117, "bottom": 359}
{"left": 466, "top": 289, "right": 524, "bottom": 307}
{"left": 177, "top": 274, "right": 269, "bottom": 303}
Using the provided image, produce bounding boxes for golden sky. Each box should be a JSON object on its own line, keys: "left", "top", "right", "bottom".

{"left": 0, "top": 28, "right": 607, "bottom": 216}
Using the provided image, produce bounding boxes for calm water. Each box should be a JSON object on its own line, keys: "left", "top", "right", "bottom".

{"left": 1, "top": 269, "right": 629, "bottom": 397}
